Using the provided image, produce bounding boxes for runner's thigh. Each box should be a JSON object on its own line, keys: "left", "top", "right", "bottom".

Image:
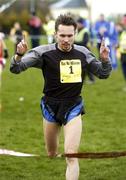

{"left": 64, "top": 115, "right": 82, "bottom": 153}
{"left": 43, "top": 118, "right": 61, "bottom": 154}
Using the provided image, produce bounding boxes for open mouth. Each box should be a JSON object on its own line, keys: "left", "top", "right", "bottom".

{"left": 62, "top": 43, "right": 70, "bottom": 48}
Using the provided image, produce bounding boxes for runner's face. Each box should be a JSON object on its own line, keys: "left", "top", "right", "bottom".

{"left": 55, "top": 25, "right": 75, "bottom": 52}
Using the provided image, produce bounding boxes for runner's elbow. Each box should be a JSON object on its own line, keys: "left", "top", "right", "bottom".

{"left": 10, "top": 67, "right": 21, "bottom": 74}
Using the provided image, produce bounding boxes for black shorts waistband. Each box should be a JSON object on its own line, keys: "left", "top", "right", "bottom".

{"left": 43, "top": 95, "right": 82, "bottom": 102}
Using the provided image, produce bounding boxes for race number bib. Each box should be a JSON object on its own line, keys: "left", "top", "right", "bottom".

{"left": 60, "top": 59, "right": 82, "bottom": 83}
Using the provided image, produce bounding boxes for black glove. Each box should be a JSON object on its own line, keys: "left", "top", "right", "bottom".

{"left": 4, "top": 49, "right": 9, "bottom": 58}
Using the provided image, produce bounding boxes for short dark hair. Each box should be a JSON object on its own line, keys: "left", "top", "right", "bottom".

{"left": 55, "top": 13, "right": 77, "bottom": 32}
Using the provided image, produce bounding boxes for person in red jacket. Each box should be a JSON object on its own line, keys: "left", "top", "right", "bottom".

{"left": 28, "top": 11, "right": 42, "bottom": 48}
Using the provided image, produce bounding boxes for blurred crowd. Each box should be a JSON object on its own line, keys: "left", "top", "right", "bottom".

{"left": 73, "top": 13, "right": 126, "bottom": 88}
{"left": 1, "top": 13, "right": 126, "bottom": 89}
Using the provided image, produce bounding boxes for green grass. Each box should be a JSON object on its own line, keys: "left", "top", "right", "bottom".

{"left": 0, "top": 39, "right": 126, "bottom": 180}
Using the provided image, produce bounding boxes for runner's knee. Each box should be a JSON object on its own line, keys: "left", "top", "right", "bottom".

{"left": 65, "top": 149, "right": 78, "bottom": 163}
{"left": 66, "top": 157, "right": 78, "bottom": 165}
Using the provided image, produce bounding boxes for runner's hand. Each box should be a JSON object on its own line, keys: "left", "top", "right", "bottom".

{"left": 16, "top": 35, "right": 28, "bottom": 56}
{"left": 100, "top": 38, "right": 110, "bottom": 62}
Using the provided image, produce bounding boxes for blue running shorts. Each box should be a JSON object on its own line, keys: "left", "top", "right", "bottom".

{"left": 40, "top": 96, "right": 85, "bottom": 126}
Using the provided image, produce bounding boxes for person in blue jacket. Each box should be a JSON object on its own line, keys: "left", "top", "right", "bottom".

{"left": 94, "top": 14, "right": 110, "bottom": 55}
{"left": 109, "top": 19, "right": 119, "bottom": 70}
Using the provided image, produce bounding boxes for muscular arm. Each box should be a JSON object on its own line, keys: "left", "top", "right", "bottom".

{"left": 10, "top": 34, "right": 43, "bottom": 74}
{"left": 10, "top": 49, "right": 43, "bottom": 74}
{"left": 88, "top": 58, "right": 112, "bottom": 79}
{"left": 85, "top": 37, "right": 112, "bottom": 78}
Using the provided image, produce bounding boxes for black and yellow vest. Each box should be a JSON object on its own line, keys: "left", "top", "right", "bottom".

{"left": 119, "top": 30, "right": 126, "bottom": 53}
{"left": 75, "top": 28, "right": 90, "bottom": 46}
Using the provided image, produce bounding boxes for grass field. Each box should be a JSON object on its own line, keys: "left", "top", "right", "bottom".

{"left": 0, "top": 39, "right": 126, "bottom": 180}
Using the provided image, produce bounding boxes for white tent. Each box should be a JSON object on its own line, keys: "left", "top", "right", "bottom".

{"left": 87, "top": 0, "right": 126, "bottom": 22}
{"left": 50, "top": 0, "right": 88, "bottom": 19}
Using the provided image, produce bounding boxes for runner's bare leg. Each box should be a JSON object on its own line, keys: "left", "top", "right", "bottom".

{"left": 64, "top": 115, "right": 82, "bottom": 180}
{"left": 43, "top": 118, "right": 61, "bottom": 157}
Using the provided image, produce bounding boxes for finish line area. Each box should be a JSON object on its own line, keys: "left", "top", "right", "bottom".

{"left": 0, "top": 149, "right": 38, "bottom": 157}
{"left": 1, "top": 149, "right": 126, "bottom": 159}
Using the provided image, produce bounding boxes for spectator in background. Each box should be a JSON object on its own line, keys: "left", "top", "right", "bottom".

{"left": 75, "top": 17, "right": 95, "bottom": 84}
{"left": 94, "top": 14, "right": 119, "bottom": 70}
{"left": 0, "top": 32, "right": 9, "bottom": 87}
{"left": 116, "top": 22, "right": 123, "bottom": 37}
{"left": 121, "top": 14, "right": 126, "bottom": 27}
{"left": 75, "top": 18, "right": 90, "bottom": 48}
{"left": 28, "top": 11, "right": 42, "bottom": 48}
{"left": 94, "top": 14, "right": 110, "bottom": 56}
{"left": 43, "top": 16, "right": 55, "bottom": 44}
{"left": 108, "top": 18, "right": 119, "bottom": 70}
{"left": 119, "top": 14, "right": 126, "bottom": 91}
{"left": 10, "top": 22, "right": 23, "bottom": 53}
